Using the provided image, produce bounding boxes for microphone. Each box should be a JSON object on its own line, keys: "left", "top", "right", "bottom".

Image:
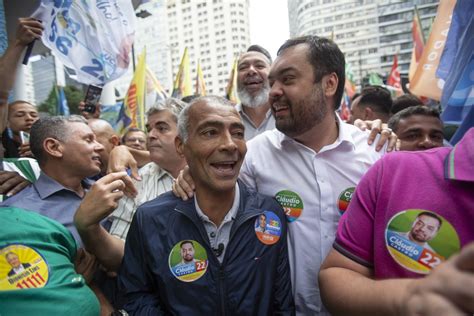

{"left": 212, "top": 243, "right": 224, "bottom": 257}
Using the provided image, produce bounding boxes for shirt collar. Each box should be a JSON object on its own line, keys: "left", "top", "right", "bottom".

{"left": 236, "top": 103, "right": 273, "bottom": 125}
{"left": 34, "top": 172, "right": 93, "bottom": 199}
{"left": 279, "top": 112, "right": 355, "bottom": 150}
{"left": 194, "top": 182, "right": 241, "bottom": 228}
{"left": 444, "top": 128, "right": 474, "bottom": 182}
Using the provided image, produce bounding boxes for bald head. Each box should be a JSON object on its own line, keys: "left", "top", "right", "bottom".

{"left": 87, "top": 119, "right": 120, "bottom": 173}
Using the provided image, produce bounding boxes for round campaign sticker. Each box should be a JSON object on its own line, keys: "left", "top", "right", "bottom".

{"left": 337, "top": 187, "right": 355, "bottom": 214}
{"left": 168, "top": 240, "right": 208, "bottom": 282}
{"left": 385, "top": 209, "right": 460, "bottom": 274}
{"left": 255, "top": 211, "right": 282, "bottom": 245}
{"left": 0, "top": 244, "right": 49, "bottom": 291}
{"left": 275, "top": 190, "right": 304, "bottom": 222}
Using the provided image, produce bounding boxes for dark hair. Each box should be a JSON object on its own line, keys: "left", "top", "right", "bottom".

{"left": 277, "top": 35, "right": 345, "bottom": 109}
{"left": 247, "top": 44, "right": 272, "bottom": 63}
{"left": 180, "top": 240, "right": 194, "bottom": 248}
{"left": 391, "top": 94, "right": 423, "bottom": 114}
{"left": 181, "top": 94, "right": 200, "bottom": 104}
{"left": 357, "top": 85, "right": 392, "bottom": 115}
{"left": 122, "top": 127, "right": 146, "bottom": 143}
{"left": 416, "top": 211, "right": 442, "bottom": 230}
{"left": 388, "top": 106, "right": 441, "bottom": 132}
{"left": 30, "top": 115, "right": 87, "bottom": 165}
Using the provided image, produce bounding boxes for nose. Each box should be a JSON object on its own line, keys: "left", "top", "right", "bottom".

{"left": 269, "top": 81, "right": 283, "bottom": 103}
{"left": 94, "top": 140, "right": 105, "bottom": 152}
{"left": 219, "top": 131, "right": 238, "bottom": 152}
{"left": 418, "top": 135, "right": 437, "bottom": 149}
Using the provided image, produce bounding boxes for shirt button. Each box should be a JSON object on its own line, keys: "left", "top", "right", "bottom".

{"left": 210, "top": 232, "right": 216, "bottom": 238}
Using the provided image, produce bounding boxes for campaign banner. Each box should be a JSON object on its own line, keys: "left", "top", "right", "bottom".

{"left": 33, "top": 0, "right": 136, "bottom": 85}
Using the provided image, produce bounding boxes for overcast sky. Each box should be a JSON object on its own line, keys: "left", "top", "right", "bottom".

{"left": 248, "top": 0, "right": 290, "bottom": 59}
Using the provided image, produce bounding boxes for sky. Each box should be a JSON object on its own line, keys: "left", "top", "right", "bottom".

{"left": 248, "top": 0, "right": 290, "bottom": 59}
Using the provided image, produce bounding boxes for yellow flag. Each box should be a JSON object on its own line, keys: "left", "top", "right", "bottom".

{"left": 146, "top": 66, "right": 168, "bottom": 101}
{"left": 172, "top": 47, "right": 192, "bottom": 99}
{"left": 195, "top": 60, "right": 207, "bottom": 96}
{"left": 119, "top": 48, "right": 147, "bottom": 133}
{"left": 225, "top": 57, "right": 240, "bottom": 104}
{"left": 409, "top": 0, "right": 456, "bottom": 100}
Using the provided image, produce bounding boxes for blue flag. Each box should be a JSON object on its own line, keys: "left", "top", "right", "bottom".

{"left": 57, "top": 86, "right": 70, "bottom": 116}
{"left": 438, "top": 0, "right": 474, "bottom": 144}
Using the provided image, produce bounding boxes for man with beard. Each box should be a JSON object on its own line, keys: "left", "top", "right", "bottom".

{"left": 236, "top": 45, "right": 275, "bottom": 140}
{"left": 235, "top": 35, "right": 388, "bottom": 315}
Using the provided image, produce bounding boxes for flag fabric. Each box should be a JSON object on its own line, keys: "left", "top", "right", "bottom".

{"left": 438, "top": 0, "right": 474, "bottom": 144}
{"left": 387, "top": 55, "right": 403, "bottom": 97}
{"left": 144, "top": 66, "right": 168, "bottom": 110}
{"left": 225, "top": 57, "right": 240, "bottom": 104}
{"left": 56, "top": 86, "right": 70, "bottom": 116}
{"left": 195, "top": 60, "right": 207, "bottom": 96}
{"left": 33, "top": 0, "right": 136, "bottom": 85}
{"left": 409, "top": 0, "right": 456, "bottom": 100}
{"left": 344, "top": 63, "right": 356, "bottom": 99}
{"left": 172, "top": 47, "right": 192, "bottom": 99}
{"left": 368, "top": 73, "right": 384, "bottom": 86}
{"left": 408, "top": 5, "right": 426, "bottom": 81}
{"left": 116, "top": 49, "right": 147, "bottom": 133}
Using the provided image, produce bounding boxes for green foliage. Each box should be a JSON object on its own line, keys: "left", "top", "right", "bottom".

{"left": 38, "top": 85, "right": 84, "bottom": 115}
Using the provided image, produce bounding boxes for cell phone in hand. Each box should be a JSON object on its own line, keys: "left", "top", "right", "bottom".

{"left": 84, "top": 85, "right": 103, "bottom": 113}
{"left": 19, "top": 131, "right": 30, "bottom": 144}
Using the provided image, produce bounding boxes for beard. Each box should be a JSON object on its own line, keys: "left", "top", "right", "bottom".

{"left": 238, "top": 82, "right": 271, "bottom": 108}
{"left": 274, "top": 84, "right": 328, "bottom": 137}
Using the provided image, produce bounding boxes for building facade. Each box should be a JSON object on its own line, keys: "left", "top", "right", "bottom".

{"left": 288, "top": 0, "right": 439, "bottom": 86}
{"left": 115, "top": 0, "right": 251, "bottom": 98}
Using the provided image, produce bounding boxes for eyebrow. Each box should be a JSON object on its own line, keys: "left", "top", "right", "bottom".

{"left": 197, "top": 120, "right": 245, "bottom": 131}
{"left": 268, "top": 66, "right": 297, "bottom": 81}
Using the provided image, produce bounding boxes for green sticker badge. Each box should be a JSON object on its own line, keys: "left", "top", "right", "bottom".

{"left": 385, "top": 209, "right": 460, "bottom": 274}
{"left": 0, "top": 244, "right": 49, "bottom": 291}
{"left": 169, "top": 240, "right": 208, "bottom": 282}
{"left": 275, "top": 190, "right": 304, "bottom": 222}
{"left": 338, "top": 187, "right": 355, "bottom": 214}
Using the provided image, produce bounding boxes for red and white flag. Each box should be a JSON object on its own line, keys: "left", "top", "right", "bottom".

{"left": 387, "top": 54, "right": 401, "bottom": 90}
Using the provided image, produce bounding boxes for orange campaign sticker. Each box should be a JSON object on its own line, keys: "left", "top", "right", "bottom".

{"left": 0, "top": 244, "right": 49, "bottom": 291}
{"left": 255, "top": 211, "right": 282, "bottom": 245}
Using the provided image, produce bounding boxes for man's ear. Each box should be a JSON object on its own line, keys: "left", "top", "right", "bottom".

{"left": 110, "top": 135, "right": 120, "bottom": 147}
{"left": 43, "top": 138, "right": 63, "bottom": 159}
{"left": 323, "top": 73, "right": 338, "bottom": 98}
{"left": 175, "top": 136, "right": 185, "bottom": 158}
{"left": 364, "top": 107, "right": 374, "bottom": 120}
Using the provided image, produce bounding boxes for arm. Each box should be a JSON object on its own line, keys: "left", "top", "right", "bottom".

{"left": 0, "top": 18, "right": 43, "bottom": 132}
{"left": 320, "top": 243, "right": 474, "bottom": 316}
{"left": 74, "top": 172, "right": 127, "bottom": 272}
{"left": 0, "top": 170, "right": 31, "bottom": 196}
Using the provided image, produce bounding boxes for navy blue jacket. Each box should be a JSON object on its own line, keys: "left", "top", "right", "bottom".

{"left": 118, "top": 182, "right": 294, "bottom": 315}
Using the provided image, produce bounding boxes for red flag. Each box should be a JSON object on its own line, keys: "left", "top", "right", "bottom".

{"left": 409, "top": 6, "right": 426, "bottom": 81}
{"left": 387, "top": 55, "right": 401, "bottom": 90}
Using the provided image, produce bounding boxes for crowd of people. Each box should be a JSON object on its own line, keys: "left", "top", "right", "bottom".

{"left": 0, "top": 17, "right": 472, "bottom": 316}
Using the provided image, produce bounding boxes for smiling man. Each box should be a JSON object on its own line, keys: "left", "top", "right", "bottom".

{"left": 236, "top": 45, "right": 275, "bottom": 140}
{"left": 1, "top": 115, "right": 104, "bottom": 245}
{"left": 117, "top": 96, "right": 294, "bottom": 315}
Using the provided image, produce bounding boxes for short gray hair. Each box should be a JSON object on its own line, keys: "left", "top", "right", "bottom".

{"left": 177, "top": 95, "right": 235, "bottom": 143}
{"left": 30, "top": 115, "right": 87, "bottom": 165}
{"left": 147, "top": 98, "right": 187, "bottom": 123}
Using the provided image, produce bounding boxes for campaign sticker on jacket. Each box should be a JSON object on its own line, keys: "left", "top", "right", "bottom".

{"left": 385, "top": 209, "right": 460, "bottom": 274}
{"left": 337, "top": 187, "right": 355, "bottom": 214}
{"left": 169, "top": 240, "right": 208, "bottom": 282}
{"left": 0, "top": 244, "right": 49, "bottom": 291}
{"left": 255, "top": 211, "right": 282, "bottom": 245}
{"left": 275, "top": 190, "right": 303, "bottom": 222}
